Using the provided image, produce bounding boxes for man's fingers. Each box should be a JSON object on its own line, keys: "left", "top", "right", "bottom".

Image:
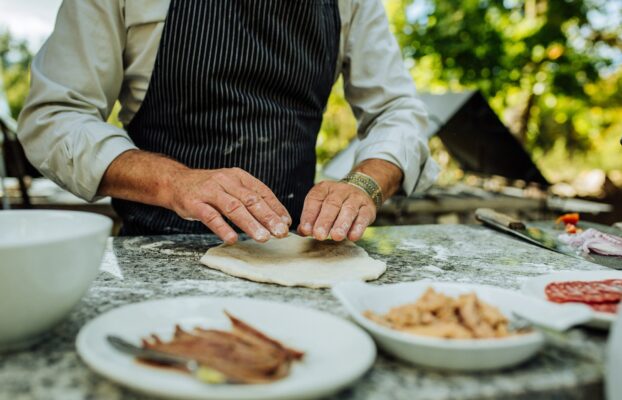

{"left": 213, "top": 192, "right": 270, "bottom": 242}
{"left": 330, "top": 200, "right": 360, "bottom": 241}
{"left": 193, "top": 203, "right": 238, "bottom": 244}
{"left": 298, "top": 183, "right": 329, "bottom": 236}
{"left": 348, "top": 205, "right": 376, "bottom": 241}
{"left": 225, "top": 183, "right": 288, "bottom": 238}
{"left": 255, "top": 182, "right": 292, "bottom": 225}
{"left": 236, "top": 169, "right": 292, "bottom": 226}
{"left": 313, "top": 192, "right": 347, "bottom": 240}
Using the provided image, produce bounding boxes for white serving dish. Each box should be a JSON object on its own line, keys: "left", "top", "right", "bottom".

{"left": 0, "top": 210, "right": 111, "bottom": 351}
{"left": 332, "top": 281, "right": 589, "bottom": 372}
{"left": 522, "top": 270, "right": 622, "bottom": 329}
{"left": 77, "top": 297, "right": 376, "bottom": 400}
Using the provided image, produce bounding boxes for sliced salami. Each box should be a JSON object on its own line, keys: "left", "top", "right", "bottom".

{"left": 545, "top": 280, "right": 622, "bottom": 304}
{"left": 589, "top": 302, "right": 619, "bottom": 314}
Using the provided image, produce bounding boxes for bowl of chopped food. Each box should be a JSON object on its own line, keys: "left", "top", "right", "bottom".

{"left": 333, "top": 281, "right": 557, "bottom": 371}
{"left": 0, "top": 210, "right": 111, "bottom": 352}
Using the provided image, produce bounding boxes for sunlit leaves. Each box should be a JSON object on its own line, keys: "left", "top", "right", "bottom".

{"left": 0, "top": 30, "right": 31, "bottom": 119}
{"left": 384, "top": 0, "right": 622, "bottom": 179}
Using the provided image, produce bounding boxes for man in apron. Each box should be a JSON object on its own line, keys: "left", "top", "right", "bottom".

{"left": 18, "top": 0, "right": 438, "bottom": 243}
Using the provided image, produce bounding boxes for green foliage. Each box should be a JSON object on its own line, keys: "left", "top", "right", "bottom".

{"left": 317, "top": 78, "right": 357, "bottom": 165}
{"left": 0, "top": 30, "right": 32, "bottom": 119}
{"left": 385, "top": 0, "right": 622, "bottom": 178}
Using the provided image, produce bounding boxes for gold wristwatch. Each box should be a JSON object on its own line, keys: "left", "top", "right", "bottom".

{"left": 341, "top": 172, "right": 383, "bottom": 209}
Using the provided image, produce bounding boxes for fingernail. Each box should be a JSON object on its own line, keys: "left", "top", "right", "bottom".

{"left": 224, "top": 233, "right": 237, "bottom": 244}
{"left": 354, "top": 224, "right": 364, "bottom": 234}
{"left": 303, "top": 223, "right": 312, "bottom": 233}
{"left": 256, "top": 228, "right": 270, "bottom": 241}
{"left": 315, "top": 227, "right": 327, "bottom": 240}
{"left": 281, "top": 215, "right": 292, "bottom": 225}
{"left": 274, "top": 223, "right": 287, "bottom": 236}
{"left": 333, "top": 228, "right": 345, "bottom": 238}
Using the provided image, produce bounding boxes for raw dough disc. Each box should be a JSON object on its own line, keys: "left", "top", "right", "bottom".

{"left": 200, "top": 234, "right": 386, "bottom": 288}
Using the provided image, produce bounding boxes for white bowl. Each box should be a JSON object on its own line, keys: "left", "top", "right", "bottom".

{"left": 333, "top": 281, "right": 549, "bottom": 371}
{"left": 0, "top": 210, "right": 111, "bottom": 351}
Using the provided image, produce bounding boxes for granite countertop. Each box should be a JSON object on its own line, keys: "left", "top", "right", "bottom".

{"left": 0, "top": 225, "right": 611, "bottom": 400}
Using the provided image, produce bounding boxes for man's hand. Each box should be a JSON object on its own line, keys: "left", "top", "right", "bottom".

{"left": 98, "top": 150, "right": 291, "bottom": 244}
{"left": 298, "top": 159, "right": 403, "bottom": 242}
{"left": 168, "top": 168, "right": 291, "bottom": 244}
{"left": 298, "top": 181, "right": 376, "bottom": 242}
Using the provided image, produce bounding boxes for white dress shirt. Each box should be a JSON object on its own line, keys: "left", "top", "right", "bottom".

{"left": 17, "top": 0, "right": 439, "bottom": 201}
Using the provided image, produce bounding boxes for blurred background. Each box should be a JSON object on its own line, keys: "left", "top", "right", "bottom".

{"left": 1, "top": 0, "right": 621, "bottom": 229}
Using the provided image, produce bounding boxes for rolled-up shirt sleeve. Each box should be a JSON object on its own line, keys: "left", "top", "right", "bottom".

{"left": 17, "top": 0, "right": 137, "bottom": 201}
{"left": 342, "top": 0, "right": 439, "bottom": 195}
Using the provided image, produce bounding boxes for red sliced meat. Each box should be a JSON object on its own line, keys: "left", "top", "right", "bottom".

{"left": 545, "top": 280, "right": 622, "bottom": 304}
{"left": 589, "top": 302, "right": 619, "bottom": 314}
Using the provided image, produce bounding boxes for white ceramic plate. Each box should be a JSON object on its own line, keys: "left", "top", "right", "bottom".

{"left": 522, "top": 270, "right": 622, "bottom": 329}
{"left": 332, "top": 281, "right": 585, "bottom": 371}
{"left": 76, "top": 297, "right": 376, "bottom": 400}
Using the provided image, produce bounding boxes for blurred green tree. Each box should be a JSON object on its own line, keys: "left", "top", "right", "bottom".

{"left": 317, "top": 78, "right": 357, "bottom": 165}
{"left": 0, "top": 30, "right": 32, "bottom": 120}
{"left": 317, "top": 0, "right": 622, "bottom": 183}
{"left": 388, "top": 0, "right": 622, "bottom": 163}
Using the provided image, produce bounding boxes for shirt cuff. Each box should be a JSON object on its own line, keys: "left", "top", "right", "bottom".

{"left": 354, "top": 138, "right": 439, "bottom": 196}
{"left": 46, "top": 123, "right": 138, "bottom": 202}
{"left": 83, "top": 134, "right": 138, "bottom": 202}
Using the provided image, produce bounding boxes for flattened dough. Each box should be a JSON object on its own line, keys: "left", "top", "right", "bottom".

{"left": 200, "top": 234, "right": 386, "bottom": 288}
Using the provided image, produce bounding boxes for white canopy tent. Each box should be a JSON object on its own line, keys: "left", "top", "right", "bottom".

{"left": 322, "top": 91, "right": 474, "bottom": 181}
{"left": 323, "top": 90, "right": 549, "bottom": 186}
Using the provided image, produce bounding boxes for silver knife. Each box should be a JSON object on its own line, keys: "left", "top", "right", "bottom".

{"left": 474, "top": 208, "right": 576, "bottom": 257}
{"left": 106, "top": 335, "right": 227, "bottom": 384}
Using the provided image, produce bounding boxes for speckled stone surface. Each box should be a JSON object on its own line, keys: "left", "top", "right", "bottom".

{"left": 0, "top": 225, "right": 610, "bottom": 400}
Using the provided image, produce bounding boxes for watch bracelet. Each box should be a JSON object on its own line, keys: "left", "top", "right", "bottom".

{"left": 340, "top": 172, "right": 383, "bottom": 208}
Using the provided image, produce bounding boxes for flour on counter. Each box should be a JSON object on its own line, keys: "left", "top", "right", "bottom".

{"left": 420, "top": 265, "right": 444, "bottom": 273}
{"left": 163, "top": 279, "right": 256, "bottom": 297}
{"left": 121, "top": 238, "right": 198, "bottom": 256}
{"left": 398, "top": 240, "right": 451, "bottom": 262}
{"left": 139, "top": 240, "right": 176, "bottom": 250}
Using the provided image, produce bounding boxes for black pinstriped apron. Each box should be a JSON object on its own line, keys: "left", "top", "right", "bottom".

{"left": 113, "top": 0, "right": 340, "bottom": 235}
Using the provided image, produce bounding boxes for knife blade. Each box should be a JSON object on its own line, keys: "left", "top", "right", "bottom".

{"left": 106, "top": 335, "right": 228, "bottom": 384}
{"left": 474, "top": 208, "right": 568, "bottom": 255}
